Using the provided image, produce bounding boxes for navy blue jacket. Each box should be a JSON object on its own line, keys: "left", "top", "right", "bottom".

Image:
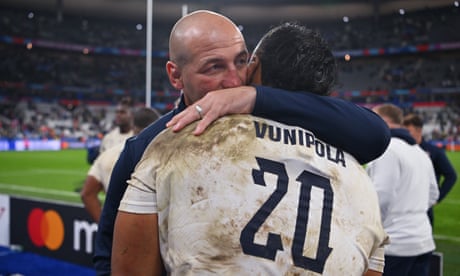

{"left": 421, "top": 140, "right": 457, "bottom": 202}
{"left": 390, "top": 128, "right": 417, "bottom": 145}
{"left": 93, "top": 86, "right": 391, "bottom": 275}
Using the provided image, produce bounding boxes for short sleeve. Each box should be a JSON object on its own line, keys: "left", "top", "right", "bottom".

{"left": 118, "top": 177, "right": 158, "bottom": 214}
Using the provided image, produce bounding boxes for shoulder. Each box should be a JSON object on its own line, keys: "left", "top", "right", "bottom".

{"left": 391, "top": 138, "right": 426, "bottom": 156}
{"left": 146, "top": 115, "right": 257, "bottom": 161}
{"left": 421, "top": 141, "right": 443, "bottom": 154}
{"left": 100, "top": 143, "right": 124, "bottom": 162}
{"left": 389, "top": 137, "right": 414, "bottom": 149}
{"left": 129, "top": 110, "right": 176, "bottom": 145}
{"left": 380, "top": 138, "right": 409, "bottom": 160}
{"left": 121, "top": 110, "right": 178, "bottom": 160}
{"left": 104, "top": 127, "right": 119, "bottom": 137}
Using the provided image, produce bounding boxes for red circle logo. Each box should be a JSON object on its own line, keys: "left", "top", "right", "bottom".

{"left": 27, "top": 208, "right": 65, "bottom": 250}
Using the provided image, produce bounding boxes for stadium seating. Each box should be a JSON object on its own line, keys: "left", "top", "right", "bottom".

{"left": 0, "top": 4, "right": 459, "bottom": 143}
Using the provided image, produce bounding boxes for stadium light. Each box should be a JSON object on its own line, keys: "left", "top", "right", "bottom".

{"left": 146, "top": 0, "right": 153, "bottom": 108}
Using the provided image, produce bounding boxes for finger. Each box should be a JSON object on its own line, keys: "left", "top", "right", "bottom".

{"left": 193, "top": 117, "right": 213, "bottom": 135}
{"left": 171, "top": 115, "right": 193, "bottom": 132}
{"left": 195, "top": 104, "right": 203, "bottom": 120}
{"left": 166, "top": 112, "right": 184, "bottom": 128}
{"left": 166, "top": 105, "right": 195, "bottom": 129}
{"left": 171, "top": 106, "right": 204, "bottom": 132}
{"left": 170, "top": 121, "right": 182, "bottom": 132}
{"left": 192, "top": 109, "right": 220, "bottom": 135}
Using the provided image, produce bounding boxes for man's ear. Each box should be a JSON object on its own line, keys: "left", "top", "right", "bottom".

{"left": 166, "top": 61, "right": 183, "bottom": 90}
{"left": 247, "top": 55, "right": 262, "bottom": 85}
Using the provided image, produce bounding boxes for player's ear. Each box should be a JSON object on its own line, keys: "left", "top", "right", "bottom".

{"left": 247, "top": 55, "right": 262, "bottom": 85}
{"left": 166, "top": 61, "right": 183, "bottom": 90}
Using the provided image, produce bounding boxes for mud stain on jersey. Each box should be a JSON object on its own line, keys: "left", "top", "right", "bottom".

{"left": 204, "top": 209, "right": 243, "bottom": 264}
{"left": 191, "top": 185, "right": 208, "bottom": 205}
{"left": 142, "top": 115, "right": 385, "bottom": 274}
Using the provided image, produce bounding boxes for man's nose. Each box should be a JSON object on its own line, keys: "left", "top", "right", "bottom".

{"left": 222, "top": 67, "right": 245, "bottom": 88}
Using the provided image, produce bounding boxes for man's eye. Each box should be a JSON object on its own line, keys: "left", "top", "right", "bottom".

{"left": 236, "top": 58, "right": 248, "bottom": 67}
{"left": 205, "top": 64, "right": 223, "bottom": 72}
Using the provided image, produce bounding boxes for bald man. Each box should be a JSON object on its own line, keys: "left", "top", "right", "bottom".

{"left": 96, "top": 10, "right": 390, "bottom": 275}
{"left": 116, "top": 22, "right": 388, "bottom": 275}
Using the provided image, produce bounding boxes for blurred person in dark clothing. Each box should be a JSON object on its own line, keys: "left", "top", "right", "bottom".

{"left": 403, "top": 113, "right": 457, "bottom": 225}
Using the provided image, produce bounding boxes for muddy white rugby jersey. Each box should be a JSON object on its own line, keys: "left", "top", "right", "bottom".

{"left": 120, "top": 114, "right": 388, "bottom": 275}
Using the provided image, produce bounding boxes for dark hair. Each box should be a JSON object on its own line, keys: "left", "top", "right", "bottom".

{"left": 255, "top": 22, "right": 337, "bottom": 95}
{"left": 403, "top": 113, "right": 424, "bottom": 128}
{"left": 120, "top": 96, "right": 134, "bottom": 108}
{"left": 133, "top": 107, "right": 160, "bottom": 129}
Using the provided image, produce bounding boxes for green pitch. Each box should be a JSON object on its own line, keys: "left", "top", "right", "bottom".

{"left": 0, "top": 149, "right": 90, "bottom": 204}
{"left": 0, "top": 149, "right": 459, "bottom": 273}
{"left": 433, "top": 151, "right": 460, "bottom": 274}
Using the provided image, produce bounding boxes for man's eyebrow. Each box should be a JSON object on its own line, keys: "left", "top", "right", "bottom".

{"left": 202, "top": 57, "right": 224, "bottom": 65}
{"left": 236, "top": 50, "right": 249, "bottom": 58}
{"left": 200, "top": 50, "right": 249, "bottom": 66}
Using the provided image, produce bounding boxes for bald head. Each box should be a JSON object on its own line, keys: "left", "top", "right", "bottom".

{"left": 169, "top": 10, "right": 244, "bottom": 66}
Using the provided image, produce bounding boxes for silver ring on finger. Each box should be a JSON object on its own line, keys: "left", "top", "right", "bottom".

{"left": 195, "top": 105, "right": 203, "bottom": 119}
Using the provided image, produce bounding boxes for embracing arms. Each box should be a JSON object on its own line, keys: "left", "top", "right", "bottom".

{"left": 167, "top": 86, "right": 390, "bottom": 164}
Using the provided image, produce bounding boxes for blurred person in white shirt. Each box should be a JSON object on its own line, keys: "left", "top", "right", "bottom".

{"left": 81, "top": 107, "right": 160, "bottom": 222}
{"left": 367, "top": 103, "right": 439, "bottom": 276}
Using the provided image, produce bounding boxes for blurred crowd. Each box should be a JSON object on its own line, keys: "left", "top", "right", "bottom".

{"left": 0, "top": 4, "right": 459, "bottom": 143}
{"left": 2, "top": 4, "right": 458, "bottom": 51}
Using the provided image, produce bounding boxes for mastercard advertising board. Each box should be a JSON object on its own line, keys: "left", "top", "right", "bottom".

{"left": 0, "top": 195, "right": 9, "bottom": 246}
{"left": 10, "top": 196, "right": 97, "bottom": 267}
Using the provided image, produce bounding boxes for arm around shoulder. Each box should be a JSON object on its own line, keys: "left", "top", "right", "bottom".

{"left": 253, "top": 86, "right": 391, "bottom": 164}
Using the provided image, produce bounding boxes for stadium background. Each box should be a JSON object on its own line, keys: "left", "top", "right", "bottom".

{"left": 0, "top": 0, "right": 459, "bottom": 275}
